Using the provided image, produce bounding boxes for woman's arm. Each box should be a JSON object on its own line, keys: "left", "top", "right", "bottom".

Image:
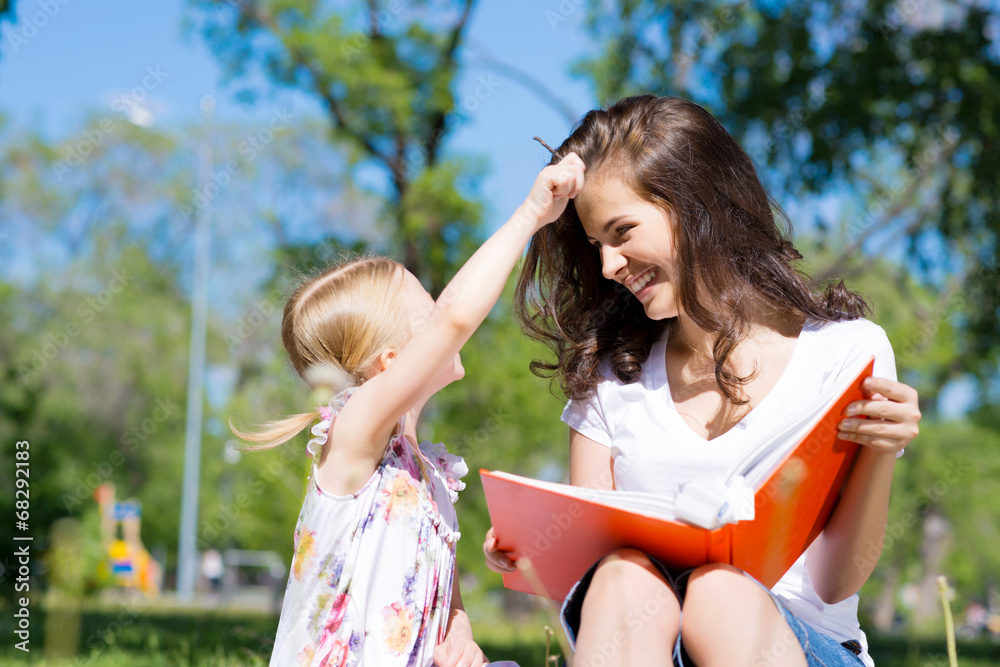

{"left": 569, "top": 427, "right": 615, "bottom": 490}
{"left": 805, "top": 376, "right": 920, "bottom": 604}
{"left": 433, "top": 574, "right": 485, "bottom": 667}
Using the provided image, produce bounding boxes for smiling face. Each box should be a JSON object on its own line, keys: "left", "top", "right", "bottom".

{"left": 574, "top": 175, "right": 682, "bottom": 321}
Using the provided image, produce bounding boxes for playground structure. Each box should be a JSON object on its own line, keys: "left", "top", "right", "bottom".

{"left": 93, "top": 483, "right": 162, "bottom": 596}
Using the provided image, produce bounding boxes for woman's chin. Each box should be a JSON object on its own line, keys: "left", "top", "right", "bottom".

{"left": 641, "top": 300, "right": 679, "bottom": 321}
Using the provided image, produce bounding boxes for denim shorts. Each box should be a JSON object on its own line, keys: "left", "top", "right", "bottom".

{"left": 560, "top": 553, "right": 865, "bottom": 667}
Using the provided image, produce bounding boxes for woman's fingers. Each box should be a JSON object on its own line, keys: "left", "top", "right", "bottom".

{"left": 845, "top": 398, "right": 916, "bottom": 421}
{"left": 862, "top": 376, "right": 919, "bottom": 404}
{"left": 836, "top": 424, "right": 912, "bottom": 453}
{"left": 839, "top": 377, "right": 921, "bottom": 453}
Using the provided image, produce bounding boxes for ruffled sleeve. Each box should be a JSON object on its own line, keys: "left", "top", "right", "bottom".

{"left": 417, "top": 441, "right": 468, "bottom": 504}
{"left": 306, "top": 387, "right": 360, "bottom": 459}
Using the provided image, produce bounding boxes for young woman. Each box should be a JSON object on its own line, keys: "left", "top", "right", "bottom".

{"left": 484, "top": 95, "right": 920, "bottom": 666}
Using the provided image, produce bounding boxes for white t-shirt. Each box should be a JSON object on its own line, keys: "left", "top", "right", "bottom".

{"left": 561, "top": 318, "right": 898, "bottom": 667}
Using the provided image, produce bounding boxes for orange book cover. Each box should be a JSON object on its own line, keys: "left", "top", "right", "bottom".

{"left": 481, "top": 357, "right": 874, "bottom": 601}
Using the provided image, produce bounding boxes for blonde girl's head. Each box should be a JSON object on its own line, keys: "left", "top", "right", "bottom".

{"left": 232, "top": 256, "right": 409, "bottom": 450}
{"left": 282, "top": 257, "right": 408, "bottom": 385}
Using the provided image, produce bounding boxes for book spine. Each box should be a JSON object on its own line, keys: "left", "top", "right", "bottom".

{"left": 707, "top": 525, "right": 732, "bottom": 564}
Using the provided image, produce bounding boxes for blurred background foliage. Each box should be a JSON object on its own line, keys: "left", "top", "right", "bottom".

{"left": 1, "top": 0, "right": 998, "bottom": 654}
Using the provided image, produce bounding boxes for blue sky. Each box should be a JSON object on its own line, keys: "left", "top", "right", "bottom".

{"left": 0, "top": 0, "right": 598, "bottom": 225}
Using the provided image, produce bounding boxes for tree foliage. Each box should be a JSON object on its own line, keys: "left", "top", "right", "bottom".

{"left": 186, "top": 0, "right": 486, "bottom": 292}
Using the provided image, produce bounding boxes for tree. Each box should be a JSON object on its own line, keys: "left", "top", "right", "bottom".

{"left": 573, "top": 0, "right": 999, "bottom": 407}
{"left": 0, "top": 112, "right": 377, "bottom": 579}
{"left": 186, "top": 0, "right": 487, "bottom": 293}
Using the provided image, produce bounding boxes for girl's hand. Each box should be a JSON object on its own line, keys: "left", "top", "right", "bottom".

{"left": 433, "top": 609, "right": 486, "bottom": 667}
{"left": 483, "top": 526, "right": 516, "bottom": 574}
{"left": 837, "top": 377, "right": 921, "bottom": 454}
{"left": 514, "top": 152, "right": 586, "bottom": 232}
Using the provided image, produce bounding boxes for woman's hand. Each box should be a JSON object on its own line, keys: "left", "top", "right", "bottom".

{"left": 514, "top": 152, "right": 586, "bottom": 232}
{"left": 837, "top": 377, "right": 920, "bottom": 454}
{"left": 433, "top": 608, "right": 486, "bottom": 667}
{"left": 483, "top": 526, "right": 516, "bottom": 574}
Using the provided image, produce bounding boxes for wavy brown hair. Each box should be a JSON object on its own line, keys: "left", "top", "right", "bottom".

{"left": 515, "top": 95, "right": 870, "bottom": 403}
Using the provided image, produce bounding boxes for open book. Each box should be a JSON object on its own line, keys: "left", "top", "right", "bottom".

{"left": 481, "top": 356, "right": 874, "bottom": 600}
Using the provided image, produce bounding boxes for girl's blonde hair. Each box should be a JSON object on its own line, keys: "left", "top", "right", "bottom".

{"left": 230, "top": 256, "right": 408, "bottom": 451}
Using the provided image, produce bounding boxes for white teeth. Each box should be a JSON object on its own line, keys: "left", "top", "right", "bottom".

{"left": 629, "top": 270, "right": 655, "bottom": 294}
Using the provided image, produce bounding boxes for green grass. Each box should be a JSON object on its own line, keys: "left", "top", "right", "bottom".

{"left": 2, "top": 602, "right": 998, "bottom": 666}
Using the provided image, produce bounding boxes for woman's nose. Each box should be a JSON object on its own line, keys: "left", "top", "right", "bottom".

{"left": 600, "top": 245, "right": 627, "bottom": 280}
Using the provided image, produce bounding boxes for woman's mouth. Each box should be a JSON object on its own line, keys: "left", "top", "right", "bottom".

{"left": 628, "top": 268, "right": 657, "bottom": 299}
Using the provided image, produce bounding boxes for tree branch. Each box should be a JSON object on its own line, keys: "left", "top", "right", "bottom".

{"left": 424, "top": 0, "right": 478, "bottom": 166}
{"left": 231, "top": 1, "right": 390, "bottom": 171}
{"left": 818, "top": 137, "right": 960, "bottom": 280}
{"left": 465, "top": 38, "right": 580, "bottom": 127}
{"left": 368, "top": 0, "right": 381, "bottom": 39}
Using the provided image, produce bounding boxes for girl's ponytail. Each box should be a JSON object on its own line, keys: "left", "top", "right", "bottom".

{"left": 229, "top": 412, "right": 320, "bottom": 452}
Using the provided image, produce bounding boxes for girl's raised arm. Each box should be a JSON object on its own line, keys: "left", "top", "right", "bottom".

{"left": 329, "top": 153, "right": 586, "bottom": 490}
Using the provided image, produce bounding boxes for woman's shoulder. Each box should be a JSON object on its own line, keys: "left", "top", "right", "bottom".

{"left": 805, "top": 317, "right": 891, "bottom": 349}
{"left": 578, "top": 345, "right": 662, "bottom": 407}
{"left": 804, "top": 316, "right": 896, "bottom": 380}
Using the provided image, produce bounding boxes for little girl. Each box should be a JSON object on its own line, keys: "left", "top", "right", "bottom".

{"left": 233, "top": 152, "right": 586, "bottom": 667}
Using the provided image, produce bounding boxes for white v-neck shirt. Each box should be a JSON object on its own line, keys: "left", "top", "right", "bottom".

{"left": 562, "top": 318, "right": 897, "bottom": 667}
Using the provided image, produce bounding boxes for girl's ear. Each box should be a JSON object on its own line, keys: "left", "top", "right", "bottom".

{"left": 376, "top": 348, "right": 398, "bottom": 373}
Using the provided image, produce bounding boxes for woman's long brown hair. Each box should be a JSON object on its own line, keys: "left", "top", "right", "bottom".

{"left": 516, "top": 95, "right": 870, "bottom": 403}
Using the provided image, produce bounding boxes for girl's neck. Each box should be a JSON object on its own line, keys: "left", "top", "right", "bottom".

{"left": 400, "top": 397, "right": 427, "bottom": 445}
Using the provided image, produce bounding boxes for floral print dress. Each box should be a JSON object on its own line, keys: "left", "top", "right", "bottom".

{"left": 269, "top": 388, "right": 468, "bottom": 667}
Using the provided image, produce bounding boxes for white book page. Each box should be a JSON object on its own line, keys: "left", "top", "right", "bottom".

{"left": 487, "top": 471, "right": 677, "bottom": 520}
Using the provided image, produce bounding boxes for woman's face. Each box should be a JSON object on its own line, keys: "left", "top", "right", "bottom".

{"left": 574, "top": 176, "right": 682, "bottom": 321}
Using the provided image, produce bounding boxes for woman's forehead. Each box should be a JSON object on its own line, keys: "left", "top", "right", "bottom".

{"left": 576, "top": 178, "right": 642, "bottom": 225}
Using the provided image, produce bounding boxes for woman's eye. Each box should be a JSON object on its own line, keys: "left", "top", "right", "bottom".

{"left": 616, "top": 225, "right": 634, "bottom": 237}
